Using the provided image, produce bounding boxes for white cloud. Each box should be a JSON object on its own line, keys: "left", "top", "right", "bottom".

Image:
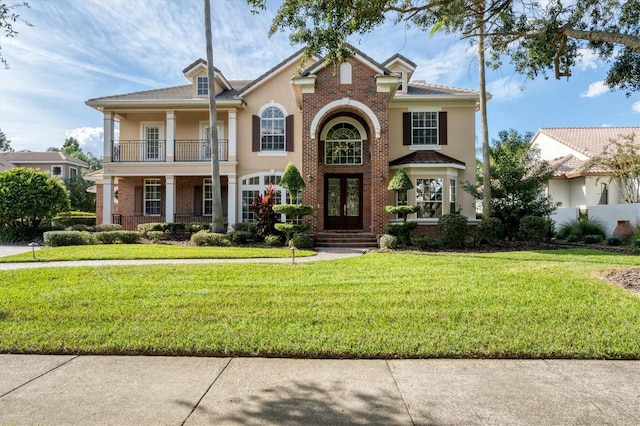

{"left": 486, "top": 77, "right": 525, "bottom": 101}
{"left": 577, "top": 48, "right": 600, "bottom": 71}
{"left": 411, "top": 42, "right": 476, "bottom": 86}
{"left": 65, "top": 127, "right": 105, "bottom": 156}
{"left": 633, "top": 102, "right": 640, "bottom": 114}
{"left": 581, "top": 81, "right": 609, "bottom": 98}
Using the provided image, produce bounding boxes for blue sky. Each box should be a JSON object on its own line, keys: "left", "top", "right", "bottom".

{"left": 1, "top": 0, "right": 639, "bottom": 156}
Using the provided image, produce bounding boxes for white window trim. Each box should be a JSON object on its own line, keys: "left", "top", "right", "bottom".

{"left": 258, "top": 102, "right": 288, "bottom": 153}
{"left": 196, "top": 76, "right": 208, "bottom": 96}
{"left": 51, "top": 165, "right": 63, "bottom": 177}
{"left": 238, "top": 172, "right": 290, "bottom": 222}
{"left": 203, "top": 178, "right": 213, "bottom": 216}
{"left": 140, "top": 122, "right": 165, "bottom": 161}
{"left": 70, "top": 167, "right": 78, "bottom": 178}
{"left": 339, "top": 62, "right": 352, "bottom": 84}
{"left": 410, "top": 111, "right": 440, "bottom": 147}
{"left": 323, "top": 119, "right": 365, "bottom": 166}
{"left": 144, "top": 178, "right": 162, "bottom": 216}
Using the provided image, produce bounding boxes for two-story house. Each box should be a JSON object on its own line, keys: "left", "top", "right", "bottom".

{"left": 86, "top": 47, "right": 479, "bottom": 243}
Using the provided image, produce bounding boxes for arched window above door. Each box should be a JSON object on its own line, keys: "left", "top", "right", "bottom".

{"left": 325, "top": 122, "right": 362, "bottom": 165}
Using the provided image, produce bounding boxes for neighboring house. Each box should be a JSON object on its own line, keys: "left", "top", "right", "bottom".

{"left": 0, "top": 151, "right": 89, "bottom": 179}
{"left": 531, "top": 127, "right": 640, "bottom": 209}
{"left": 86, "top": 47, "right": 480, "bottom": 240}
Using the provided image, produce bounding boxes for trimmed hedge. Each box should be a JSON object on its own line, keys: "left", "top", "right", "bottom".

{"left": 52, "top": 212, "right": 97, "bottom": 228}
{"left": 190, "top": 230, "right": 230, "bottom": 246}
{"left": 95, "top": 231, "right": 141, "bottom": 244}
{"left": 438, "top": 214, "right": 468, "bottom": 248}
{"left": 44, "top": 231, "right": 96, "bottom": 247}
{"left": 94, "top": 224, "right": 123, "bottom": 232}
{"left": 379, "top": 234, "right": 399, "bottom": 249}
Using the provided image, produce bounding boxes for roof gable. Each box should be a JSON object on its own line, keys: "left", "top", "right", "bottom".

{"left": 301, "top": 44, "right": 392, "bottom": 77}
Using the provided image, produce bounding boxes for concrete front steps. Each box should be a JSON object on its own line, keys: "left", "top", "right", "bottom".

{"left": 314, "top": 231, "right": 379, "bottom": 249}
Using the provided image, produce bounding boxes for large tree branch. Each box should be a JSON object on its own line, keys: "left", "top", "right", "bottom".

{"left": 562, "top": 28, "right": 640, "bottom": 52}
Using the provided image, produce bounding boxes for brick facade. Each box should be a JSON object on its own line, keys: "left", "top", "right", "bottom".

{"left": 302, "top": 59, "right": 391, "bottom": 235}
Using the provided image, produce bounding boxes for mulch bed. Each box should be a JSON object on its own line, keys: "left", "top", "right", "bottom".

{"left": 602, "top": 268, "right": 640, "bottom": 296}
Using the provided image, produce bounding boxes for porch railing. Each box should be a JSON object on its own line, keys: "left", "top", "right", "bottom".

{"left": 110, "top": 139, "right": 228, "bottom": 163}
{"left": 112, "top": 140, "right": 166, "bottom": 162}
{"left": 174, "top": 139, "right": 228, "bottom": 162}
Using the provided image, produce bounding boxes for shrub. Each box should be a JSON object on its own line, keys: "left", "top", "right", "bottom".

{"left": 0, "top": 225, "right": 52, "bottom": 243}
{"left": 583, "top": 234, "right": 604, "bottom": 244}
{"left": 228, "top": 230, "right": 253, "bottom": 245}
{"left": 518, "top": 215, "right": 553, "bottom": 242}
{"left": 556, "top": 217, "right": 606, "bottom": 242}
{"left": 606, "top": 236, "right": 623, "bottom": 246}
{"left": 265, "top": 234, "right": 284, "bottom": 247}
{"left": 410, "top": 234, "right": 431, "bottom": 251}
{"left": 233, "top": 222, "right": 256, "bottom": 234}
{"left": 95, "top": 223, "right": 123, "bottom": 232}
{"left": 186, "top": 222, "right": 210, "bottom": 233}
{"left": 137, "top": 223, "right": 165, "bottom": 236}
{"left": 95, "top": 231, "right": 141, "bottom": 244}
{"left": 69, "top": 224, "right": 94, "bottom": 232}
{"left": 147, "top": 230, "right": 164, "bottom": 242}
{"left": 385, "top": 221, "right": 417, "bottom": 245}
{"left": 190, "top": 230, "right": 229, "bottom": 246}
{"left": 438, "top": 214, "right": 468, "bottom": 248}
{"left": 474, "top": 217, "right": 505, "bottom": 244}
{"left": 44, "top": 231, "right": 96, "bottom": 247}
{"left": 52, "top": 213, "right": 97, "bottom": 228}
{"left": 379, "top": 234, "right": 399, "bottom": 249}
{"left": 289, "top": 234, "right": 313, "bottom": 249}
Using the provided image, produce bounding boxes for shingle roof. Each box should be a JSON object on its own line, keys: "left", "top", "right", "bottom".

{"left": 389, "top": 150, "right": 465, "bottom": 167}
{"left": 0, "top": 157, "right": 16, "bottom": 172}
{"left": 538, "top": 127, "right": 640, "bottom": 158}
{"left": 86, "top": 83, "right": 244, "bottom": 103}
{"left": 381, "top": 53, "right": 417, "bottom": 69}
{"left": 0, "top": 151, "right": 88, "bottom": 167}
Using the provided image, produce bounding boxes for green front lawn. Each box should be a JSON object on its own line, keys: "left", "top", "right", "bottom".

{"left": 1, "top": 249, "right": 640, "bottom": 358}
{"left": 0, "top": 245, "right": 316, "bottom": 262}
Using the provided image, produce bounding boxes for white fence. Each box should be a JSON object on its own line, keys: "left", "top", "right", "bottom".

{"left": 552, "top": 204, "right": 640, "bottom": 237}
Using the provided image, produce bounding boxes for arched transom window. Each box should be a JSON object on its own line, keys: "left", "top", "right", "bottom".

{"left": 325, "top": 122, "right": 362, "bottom": 165}
{"left": 261, "top": 106, "right": 285, "bottom": 151}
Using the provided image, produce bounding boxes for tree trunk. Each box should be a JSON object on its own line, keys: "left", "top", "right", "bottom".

{"left": 477, "top": 2, "right": 491, "bottom": 219}
{"left": 204, "top": 0, "right": 225, "bottom": 233}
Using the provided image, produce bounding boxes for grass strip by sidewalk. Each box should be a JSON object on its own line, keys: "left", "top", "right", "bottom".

{"left": 1, "top": 249, "right": 640, "bottom": 359}
{"left": 0, "top": 245, "right": 316, "bottom": 262}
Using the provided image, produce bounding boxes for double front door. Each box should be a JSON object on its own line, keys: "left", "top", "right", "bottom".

{"left": 324, "top": 174, "right": 363, "bottom": 230}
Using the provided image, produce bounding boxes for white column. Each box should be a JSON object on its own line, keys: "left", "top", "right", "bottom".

{"left": 227, "top": 174, "right": 237, "bottom": 231}
{"left": 103, "top": 176, "right": 114, "bottom": 224}
{"left": 103, "top": 112, "right": 114, "bottom": 162}
{"left": 166, "top": 111, "right": 175, "bottom": 162}
{"left": 166, "top": 175, "right": 175, "bottom": 222}
{"left": 228, "top": 110, "right": 237, "bottom": 158}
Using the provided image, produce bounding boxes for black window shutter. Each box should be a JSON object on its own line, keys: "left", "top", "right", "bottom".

{"left": 285, "top": 115, "right": 294, "bottom": 152}
{"left": 134, "top": 186, "right": 143, "bottom": 215}
{"left": 160, "top": 186, "right": 166, "bottom": 216}
{"left": 252, "top": 115, "right": 260, "bottom": 152}
{"left": 439, "top": 111, "right": 448, "bottom": 145}
{"left": 194, "top": 186, "right": 203, "bottom": 216}
{"left": 403, "top": 112, "right": 411, "bottom": 145}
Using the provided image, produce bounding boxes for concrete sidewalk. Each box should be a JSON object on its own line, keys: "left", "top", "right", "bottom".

{"left": 0, "top": 247, "right": 367, "bottom": 270}
{"left": 1, "top": 355, "right": 639, "bottom": 425}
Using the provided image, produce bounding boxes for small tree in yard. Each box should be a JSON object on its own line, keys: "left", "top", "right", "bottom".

{"left": 465, "top": 129, "right": 555, "bottom": 239}
{"left": 273, "top": 162, "right": 313, "bottom": 244}
{"left": 583, "top": 133, "right": 640, "bottom": 204}
{"left": 384, "top": 168, "right": 420, "bottom": 245}
{"left": 0, "top": 168, "right": 69, "bottom": 227}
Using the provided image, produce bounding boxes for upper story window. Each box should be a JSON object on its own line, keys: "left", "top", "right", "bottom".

{"left": 403, "top": 111, "right": 447, "bottom": 146}
{"left": 325, "top": 123, "right": 362, "bottom": 165}
{"left": 197, "top": 76, "right": 208, "bottom": 96}
{"left": 339, "top": 62, "right": 352, "bottom": 84}
{"left": 412, "top": 112, "right": 438, "bottom": 145}
{"left": 260, "top": 106, "right": 285, "bottom": 151}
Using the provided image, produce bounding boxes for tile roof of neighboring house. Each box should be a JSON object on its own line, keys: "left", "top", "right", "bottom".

{"left": 537, "top": 127, "right": 640, "bottom": 158}
{"left": 0, "top": 156, "right": 16, "bottom": 172}
{"left": 406, "top": 81, "right": 478, "bottom": 96}
{"left": 549, "top": 153, "right": 611, "bottom": 178}
{"left": 0, "top": 151, "right": 89, "bottom": 167}
{"left": 389, "top": 150, "right": 466, "bottom": 167}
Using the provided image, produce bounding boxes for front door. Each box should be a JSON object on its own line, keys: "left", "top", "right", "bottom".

{"left": 324, "top": 174, "right": 363, "bottom": 230}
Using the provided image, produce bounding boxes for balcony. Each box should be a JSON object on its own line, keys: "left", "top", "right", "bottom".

{"left": 111, "top": 139, "right": 229, "bottom": 163}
